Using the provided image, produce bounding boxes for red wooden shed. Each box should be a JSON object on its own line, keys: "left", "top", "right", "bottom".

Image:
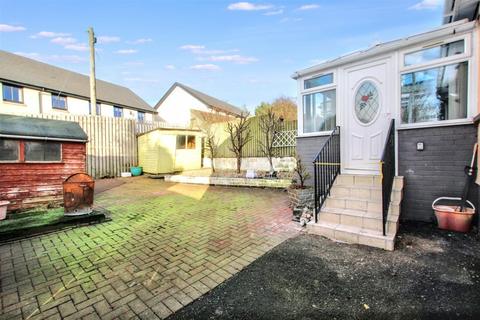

{"left": 0, "top": 114, "right": 88, "bottom": 212}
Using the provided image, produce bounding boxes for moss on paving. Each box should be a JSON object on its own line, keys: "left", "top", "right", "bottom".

{"left": 0, "top": 208, "right": 64, "bottom": 233}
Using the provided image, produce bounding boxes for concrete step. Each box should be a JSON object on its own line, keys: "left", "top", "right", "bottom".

{"left": 324, "top": 196, "right": 401, "bottom": 214}
{"left": 335, "top": 175, "right": 404, "bottom": 189}
{"left": 330, "top": 184, "right": 402, "bottom": 202}
{"left": 307, "top": 221, "right": 396, "bottom": 251}
{"left": 319, "top": 207, "right": 399, "bottom": 235}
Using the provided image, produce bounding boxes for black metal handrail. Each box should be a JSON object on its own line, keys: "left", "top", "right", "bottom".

{"left": 380, "top": 119, "right": 396, "bottom": 236}
{"left": 313, "top": 126, "right": 341, "bottom": 223}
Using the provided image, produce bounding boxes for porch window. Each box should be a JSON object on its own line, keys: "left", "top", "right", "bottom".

{"left": 404, "top": 40, "right": 465, "bottom": 66}
{"left": 52, "top": 94, "right": 68, "bottom": 110}
{"left": 401, "top": 62, "right": 468, "bottom": 124}
{"left": 0, "top": 139, "right": 19, "bottom": 161}
{"left": 24, "top": 141, "right": 61, "bottom": 162}
{"left": 303, "top": 89, "right": 336, "bottom": 133}
{"left": 304, "top": 73, "right": 333, "bottom": 89}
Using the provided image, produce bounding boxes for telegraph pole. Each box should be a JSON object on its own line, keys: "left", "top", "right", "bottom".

{"left": 88, "top": 27, "right": 97, "bottom": 115}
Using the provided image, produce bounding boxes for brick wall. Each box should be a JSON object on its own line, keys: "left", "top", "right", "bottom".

{"left": 398, "top": 124, "right": 479, "bottom": 222}
{"left": 296, "top": 136, "right": 329, "bottom": 186}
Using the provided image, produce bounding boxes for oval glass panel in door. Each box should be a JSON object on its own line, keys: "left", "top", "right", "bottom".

{"left": 354, "top": 81, "right": 380, "bottom": 124}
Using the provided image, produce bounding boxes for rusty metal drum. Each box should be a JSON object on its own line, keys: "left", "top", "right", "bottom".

{"left": 63, "top": 173, "right": 95, "bottom": 216}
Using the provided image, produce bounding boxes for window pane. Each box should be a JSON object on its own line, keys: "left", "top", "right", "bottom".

{"left": 138, "top": 111, "right": 145, "bottom": 122}
{"left": 25, "top": 142, "right": 61, "bottom": 161}
{"left": 96, "top": 103, "right": 101, "bottom": 115}
{"left": 2, "top": 84, "right": 22, "bottom": 102}
{"left": 303, "top": 90, "right": 336, "bottom": 133}
{"left": 114, "top": 106, "right": 123, "bottom": 118}
{"left": 401, "top": 62, "right": 468, "bottom": 124}
{"left": 0, "top": 139, "right": 19, "bottom": 161}
{"left": 404, "top": 40, "right": 464, "bottom": 66}
{"left": 304, "top": 73, "right": 333, "bottom": 89}
{"left": 52, "top": 95, "right": 67, "bottom": 110}
{"left": 187, "top": 136, "right": 196, "bottom": 149}
{"left": 176, "top": 135, "right": 186, "bottom": 149}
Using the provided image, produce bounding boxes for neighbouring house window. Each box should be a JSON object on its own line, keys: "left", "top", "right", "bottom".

{"left": 2, "top": 84, "right": 23, "bottom": 103}
{"left": 303, "top": 89, "right": 336, "bottom": 133}
{"left": 0, "top": 139, "right": 19, "bottom": 161}
{"left": 114, "top": 106, "right": 123, "bottom": 118}
{"left": 24, "top": 141, "right": 61, "bottom": 162}
{"left": 52, "top": 94, "right": 68, "bottom": 110}
{"left": 304, "top": 73, "right": 333, "bottom": 89}
{"left": 187, "top": 135, "right": 196, "bottom": 149}
{"left": 404, "top": 40, "right": 465, "bottom": 66}
{"left": 176, "top": 135, "right": 196, "bottom": 149}
{"left": 401, "top": 61, "right": 468, "bottom": 124}
{"left": 89, "top": 103, "right": 101, "bottom": 115}
{"left": 138, "top": 111, "right": 145, "bottom": 122}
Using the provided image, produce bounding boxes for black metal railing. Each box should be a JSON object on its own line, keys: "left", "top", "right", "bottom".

{"left": 313, "top": 126, "right": 341, "bottom": 223}
{"left": 380, "top": 119, "right": 396, "bottom": 236}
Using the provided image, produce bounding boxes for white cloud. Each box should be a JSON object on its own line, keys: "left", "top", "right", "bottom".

{"left": 97, "top": 36, "right": 121, "bottom": 44}
{"left": 264, "top": 9, "right": 283, "bottom": 15}
{"left": 31, "top": 31, "right": 70, "bottom": 38}
{"left": 115, "top": 49, "right": 138, "bottom": 54}
{"left": 298, "top": 4, "right": 320, "bottom": 10}
{"left": 164, "top": 64, "right": 176, "bottom": 70}
{"left": 180, "top": 44, "right": 206, "bottom": 51}
{"left": 0, "top": 24, "right": 26, "bottom": 32}
{"left": 227, "top": 2, "right": 272, "bottom": 11}
{"left": 14, "top": 52, "right": 86, "bottom": 63}
{"left": 409, "top": 0, "right": 441, "bottom": 10}
{"left": 50, "top": 37, "right": 77, "bottom": 45}
{"left": 280, "top": 17, "right": 303, "bottom": 23}
{"left": 189, "top": 64, "right": 221, "bottom": 71}
{"left": 128, "top": 38, "right": 153, "bottom": 44}
{"left": 202, "top": 54, "right": 258, "bottom": 64}
{"left": 64, "top": 43, "right": 89, "bottom": 51}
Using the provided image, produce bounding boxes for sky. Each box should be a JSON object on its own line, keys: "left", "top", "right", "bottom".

{"left": 0, "top": 0, "right": 444, "bottom": 111}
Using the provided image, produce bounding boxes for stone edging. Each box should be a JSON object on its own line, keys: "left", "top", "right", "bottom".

{"left": 164, "top": 175, "right": 291, "bottom": 188}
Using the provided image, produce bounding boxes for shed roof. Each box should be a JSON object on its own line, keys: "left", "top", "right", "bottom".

{"left": 0, "top": 114, "right": 88, "bottom": 142}
{"left": 0, "top": 50, "right": 155, "bottom": 113}
{"left": 154, "top": 82, "right": 244, "bottom": 116}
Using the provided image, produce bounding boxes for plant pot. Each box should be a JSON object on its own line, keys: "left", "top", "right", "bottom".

{"left": 433, "top": 202, "right": 475, "bottom": 233}
{"left": 0, "top": 201, "right": 10, "bottom": 220}
{"left": 130, "top": 166, "right": 143, "bottom": 176}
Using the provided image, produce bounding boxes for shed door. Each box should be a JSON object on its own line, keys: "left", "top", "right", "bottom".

{"left": 344, "top": 60, "right": 392, "bottom": 173}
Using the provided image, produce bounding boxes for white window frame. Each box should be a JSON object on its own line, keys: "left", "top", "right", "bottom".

{"left": 397, "top": 32, "right": 475, "bottom": 130}
{"left": 298, "top": 70, "right": 337, "bottom": 137}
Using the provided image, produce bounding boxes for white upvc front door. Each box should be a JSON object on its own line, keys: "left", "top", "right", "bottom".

{"left": 343, "top": 59, "right": 392, "bottom": 174}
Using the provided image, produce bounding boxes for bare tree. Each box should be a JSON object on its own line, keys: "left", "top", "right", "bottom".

{"left": 197, "top": 112, "right": 222, "bottom": 173}
{"left": 258, "top": 106, "right": 281, "bottom": 174}
{"left": 226, "top": 112, "right": 251, "bottom": 174}
{"left": 293, "top": 153, "right": 310, "bottom": 189}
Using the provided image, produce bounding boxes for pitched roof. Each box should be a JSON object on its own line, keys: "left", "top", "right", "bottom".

{"left": 0, "top": 114, "right": 88, "bottom": 142}
{"left": 0, "top": 50, "right": 154, "bottom": 113}
{"left": 154, "top": 82, "right": 244, "bottom": 116}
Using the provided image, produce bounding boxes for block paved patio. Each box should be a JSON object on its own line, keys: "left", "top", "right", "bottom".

{"left": 0, "top": 177, "right": 300, "bottom": 319}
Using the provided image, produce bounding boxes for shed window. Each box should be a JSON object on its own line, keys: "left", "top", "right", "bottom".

{"left": 404, "top": 40, "right": 465, "bottom": 67}
{"left": 176, "top": 135, "right": 196, "bottom": 149}
{"left": 2, "top": 84, "right": 23, "bottom": 103}
{"left": 25, "top": 142, "right": 61, "bottom": 162}
{"left": 0, "top": 139, "right": 19, "bottom": 161}
{"left": 304, "top": 73, "right": 333, "bottom": 89}
{"left": 114, "top": 106, "right": 123, "bottom": 118}
{"left": 52, "top": 94, "right": 68, "bottom": 110}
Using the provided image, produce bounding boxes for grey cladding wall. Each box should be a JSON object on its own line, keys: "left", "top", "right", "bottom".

{"left": 296, "top": 136, "right": 329, "bottom": 186}
{"left": 398, "top": 124, "right": 478, "bottom": 222}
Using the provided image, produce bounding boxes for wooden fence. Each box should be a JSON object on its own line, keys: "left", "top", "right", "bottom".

{"left": 26, "top": 114, "right": 186, "bottom": 178}
{"left": 216, "top": 117, "right": 297, "bottom": 158}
